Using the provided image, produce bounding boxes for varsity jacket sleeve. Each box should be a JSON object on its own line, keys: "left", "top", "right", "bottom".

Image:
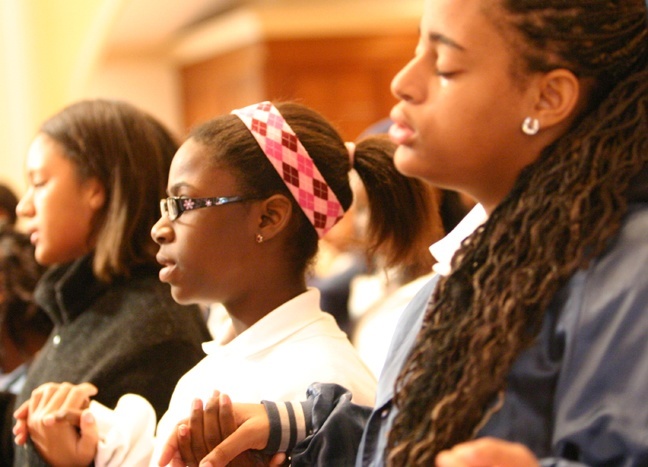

{"left": 263, "top": 383, "right": 372, "bottom": 467}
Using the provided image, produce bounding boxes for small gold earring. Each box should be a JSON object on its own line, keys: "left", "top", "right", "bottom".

{"left": 255, "top": 233, "right": 264, "bottom": 243}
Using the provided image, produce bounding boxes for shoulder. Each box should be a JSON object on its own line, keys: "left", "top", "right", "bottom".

{"left": 557, "top": 203, "right": 648, "bottom": 339}
{"left": 584, "top": 203, "right": 648, "bottom": 292}
{"left": 614, "top": 203, "right": 648, "bottom": 247}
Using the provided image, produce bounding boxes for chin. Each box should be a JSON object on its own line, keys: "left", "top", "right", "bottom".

{"left": 169, "top": 287, "right": 190, "bottom": 305}
{"left": 394, "top": 145, "right": 424, "bottom": 178}
{"left": 34, "top": 249, "right": 55, "bottom": 267}
{"left": 171, "top": 288, "right": 205, "bottom": 307}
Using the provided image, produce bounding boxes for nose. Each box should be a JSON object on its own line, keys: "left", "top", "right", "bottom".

{"left": 151, "top": 216, "right": 175, "bottom": 245}
{"left": 15, "top": 189, "right": 34, "bottom": 218}
{"left": 391, "top": 54, "right": 426, "bottom": 104}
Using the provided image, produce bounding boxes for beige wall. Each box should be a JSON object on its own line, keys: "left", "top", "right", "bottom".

{"left": 83, "top": 54, "right": 183, "bottom": 137}
{"left": 0, "top": 0, "right": 420, "bottom": 199}
{"left": 0, "top": 0, "right": 125, "bottom": 195}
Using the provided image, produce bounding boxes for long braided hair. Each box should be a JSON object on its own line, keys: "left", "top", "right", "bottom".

{"left": 386, "top": 0, "right": 648, "bottom": 464}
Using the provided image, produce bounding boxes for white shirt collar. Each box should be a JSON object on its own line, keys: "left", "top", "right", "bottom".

{"left": 202, "top": 288, "right": 325, "bottom": 356}
{"left": 430, "top": 204, "right": 487, "bottom": 276}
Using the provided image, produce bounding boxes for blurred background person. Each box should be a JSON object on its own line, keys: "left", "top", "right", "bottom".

{"left": 0, "top": 226, "right": 51, "bottom": 394}
{"left": 0, "top": 185, "right": 18, "bottom": 227}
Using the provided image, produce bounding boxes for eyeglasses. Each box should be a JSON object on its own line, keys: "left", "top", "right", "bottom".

{"left": 159, "top": 196, "right": 252, "bottom": 221}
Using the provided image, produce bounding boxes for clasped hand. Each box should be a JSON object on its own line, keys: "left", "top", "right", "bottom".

{"left": 12, "top": 381, "right": 99, "bottom": 467}
{"left": 158, "top": 390, "right": 285, "bottom": 467}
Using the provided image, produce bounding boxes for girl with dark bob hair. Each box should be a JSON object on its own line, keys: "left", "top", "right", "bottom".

{"left": 3, "top": 99, "right": 211, "bottom": 466}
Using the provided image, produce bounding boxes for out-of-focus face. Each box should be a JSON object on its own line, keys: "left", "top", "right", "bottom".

{"left": 151, "top": 138, "right": 260, "bottom": 306}
{"left": 389, "top": 0, "right": 539, "bottom": 212}
{"left": 16, "top": 134, "right": 105, "bottom": 265}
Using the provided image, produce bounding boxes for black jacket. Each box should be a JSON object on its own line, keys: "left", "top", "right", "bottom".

{"left": 1, "top": 254, "right": 211, "bottom": 466}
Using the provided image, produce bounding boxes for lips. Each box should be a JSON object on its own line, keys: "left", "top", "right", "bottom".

{"left": 156, "top": 253, "right": 176, "bottom": 282}
{"left": 26, "top": 229, "right": 39, "bottom": 246}
{"left": 389, "top": 108, "right": 416, "bottom": 146}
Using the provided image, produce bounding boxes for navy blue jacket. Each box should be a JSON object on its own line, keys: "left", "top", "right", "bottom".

{"left": 286, "top": 200, "right": 648, "bottom": 466}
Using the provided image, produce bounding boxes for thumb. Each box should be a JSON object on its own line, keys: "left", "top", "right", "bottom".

{"left": 157, "top": 425, "right": 181, "bottom": 466}
{"left": 269, "top": 453, "right": 287, "bottom": 466}
{"left": 76, "top": 410, "right": 99, "bottom": 462}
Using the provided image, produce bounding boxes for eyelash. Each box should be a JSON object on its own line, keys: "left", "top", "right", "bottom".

{"left": 436, "top": 70, "right": 457, "bottom": 79}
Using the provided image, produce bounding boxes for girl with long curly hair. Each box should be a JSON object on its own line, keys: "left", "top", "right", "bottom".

{"left": 161, "top": 0, "right": 647, "bottom": 465}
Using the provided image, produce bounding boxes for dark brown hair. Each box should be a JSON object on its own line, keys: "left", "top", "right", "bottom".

{"left": 39, "top": 99, "right": 179, "bottom": 281}
{"left": 0, "top": 225, "right": 51, "bottom": 365}
{"left": 189, "top": 102, "right": 442, "bottom": 278}
{"left": 387, "top": 0, "right": 648, "bottom": 464}
{"left": 0, "top": 184, "right": 18, "bottom": 226}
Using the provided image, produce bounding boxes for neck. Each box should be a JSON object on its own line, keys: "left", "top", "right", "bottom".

{"left": 226, "top": 280, "right": 307, "bottom": 335}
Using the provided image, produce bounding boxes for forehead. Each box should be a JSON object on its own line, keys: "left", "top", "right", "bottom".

{"left": 26, "top": 134, "right": 74, "bottom": 173}
{"left": 168, "top": 138, "right": 237, "bottom": 193}
{"left": 421, "top": 0, "right": 502, "bottom": 50}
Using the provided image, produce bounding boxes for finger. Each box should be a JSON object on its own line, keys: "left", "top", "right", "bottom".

{"left": 435, "top": 438, "right": 537, "bottom": 467}
{"left": 44, "top": 409, "right": 83, "bottom": 427}
{"left": 157, "top": 424, "right": 182, "bottom": 466}
{"left": 76, "top": 410, "right": 100, "bottom": 463}
{"left": 436, "top": 450, "right": 472, "bottom": 467}
{"left": 169, "top": 457, "right": 187, "bottom": 467}
{"left": 12, "top": 419, "right": 29, "bottom": 445}
{"left": 218, "top": 394, "right": 236, "bottom": 439}
{"left": 61, "top": 383, "right": 98, "bottom": 411}
{"left": 28, "top": 383, "right": 63, "bottom": 427}
{"left": 474, "top": 438, "right": 538, "bottom": 466}
{"left": 177, "top": 423, "right": 199, "bottom": 467}
{"left": 41, "top": 382, "right": 74, "bottom": 414}
{"left": 188, "top": 398, "right": 210, "bottom": 461}
{"left": 28, "top": 384, "right": 49, "bottom": 418}
{"left": 13, "top": 431, "right": 28, "bottom": 446}
{"left": 13, "top": 400, "right": 30, "bottom": 420}
{"left": 269, "top": 453, "right": 287, "bottom": 466}
{"left": 203, "top": 391, "right": 222, "bottom": 450}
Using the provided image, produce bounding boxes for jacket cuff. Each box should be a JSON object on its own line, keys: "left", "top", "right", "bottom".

{"left": 261, "top": 400, "right": 313, "bottom": 454}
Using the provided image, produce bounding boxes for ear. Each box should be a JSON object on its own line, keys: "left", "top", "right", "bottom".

{"left": 530, "top": 68, "right": 581, "bottom": 130}
{"left": 255, "top": 194, "right": 294, "bottom": 241}
{"left": 82, "top": 177, "right": 106, "bottom": 211}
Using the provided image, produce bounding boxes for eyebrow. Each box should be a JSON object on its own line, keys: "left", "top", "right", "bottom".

{"left": 167, "top": 182, "right": 191, "bottom": 196}
{"left": 427, "top": 32, "right": 466, "bottom": 52}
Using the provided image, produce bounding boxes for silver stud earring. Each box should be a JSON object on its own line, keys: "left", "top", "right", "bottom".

{"left": 255, "top": 233, "right": 264, "bottom": 244}
{"left": 522, "top": 117, "right": 540, "bottom": 136}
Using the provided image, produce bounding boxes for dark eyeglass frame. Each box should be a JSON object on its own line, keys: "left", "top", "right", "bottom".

{"left": 160, "top": 196, "right": 252, "bottom": 221}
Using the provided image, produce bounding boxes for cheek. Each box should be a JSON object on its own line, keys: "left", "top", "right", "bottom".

{"left": 178, "top": 227, "right": 230, "bottom": 278}
{"left": 38, "top": 195, "right": 96, "bottom": 264}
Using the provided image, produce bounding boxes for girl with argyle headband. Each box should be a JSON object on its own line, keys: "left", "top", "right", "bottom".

{"left": 12, "top": 101, "right": 441, "bottom": 466}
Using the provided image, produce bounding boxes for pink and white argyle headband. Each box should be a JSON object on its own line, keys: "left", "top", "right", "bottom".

{"left": 232, "top": 102, "right": 344, "bottom": 238}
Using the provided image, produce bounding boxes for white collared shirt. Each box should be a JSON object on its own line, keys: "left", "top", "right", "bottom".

{"left": 430, "top": 203, "right": 487, "bottom": 276}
